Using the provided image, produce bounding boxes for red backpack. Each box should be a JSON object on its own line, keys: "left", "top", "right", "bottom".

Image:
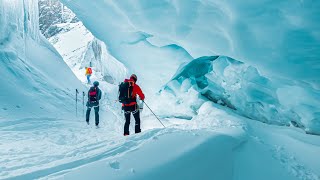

{"left": 88, "top": 67, "right": 92, "bottom": 74}
{"left": 89, "top": 87, "right": 98, "bottom": 102}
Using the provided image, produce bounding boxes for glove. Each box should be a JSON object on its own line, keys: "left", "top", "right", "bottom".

{"left": 138, "top": 101, "right": 143, "bottom": 112}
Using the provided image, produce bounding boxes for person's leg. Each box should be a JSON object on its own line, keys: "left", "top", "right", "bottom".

{"left": 123, "top": 106, "right": 132, "bottom": 135}
{"left": 124, "top": 112, "right": 131, "bottom": 135}
{"left": 94, "top": 106, "right": 99, "bottom": 126}
{"left": 86, "top": 107, "right": 91, "bottom": 124}
{"left": 132, "top": 109, "right": 141, "bottom": 133}
{"left": 86, "top": 75, "right": 91, "bottom": 84}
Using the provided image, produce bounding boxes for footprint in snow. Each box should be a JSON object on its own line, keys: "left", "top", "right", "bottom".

{"left": 109, "top": 161, "right": 120, "bottom": 170}
{"left": 130, "top": 168, "right": 135, "bottom": 173}
{"left": 152, "top": 136, "right": 158, "bottom": 140}
{"left": 192, "top": 133, "right": 199, "bottom": 136}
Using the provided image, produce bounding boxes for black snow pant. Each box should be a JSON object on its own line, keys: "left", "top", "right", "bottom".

{"left": 86, "top": 102, "right": 99, "bottom": 126}
{"left": 123, "top": 104, "right": 141, "bottom": 135}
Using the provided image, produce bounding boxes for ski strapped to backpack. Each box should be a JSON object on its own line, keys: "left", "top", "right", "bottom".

{"left": 89, "top": 87, "right": 98, "bottom": 103}
{"left": 118, "top": 81, "right": 136, "bottom": 104}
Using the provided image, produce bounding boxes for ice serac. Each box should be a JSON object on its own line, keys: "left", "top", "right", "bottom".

{"left": 59, "top": 0, "right": 195, "bottom": 93}
{"left": 0, "top": 0, "right": 39, "bottom": 55}
{"left": 81, "top": 38, "right": 128, "bottom": 84}
{"left": 0, "top": 0, "right": 83, "bottom": 119}
{"left": 60, "top": 0, "right": 320, "bottom": 84}
{"left": 163, "top": 56, "right": 311, "bottom": 130}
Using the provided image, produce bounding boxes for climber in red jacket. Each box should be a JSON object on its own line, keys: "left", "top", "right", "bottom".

{"left": 118, "top": 74, "right": 145, "bottom": 136}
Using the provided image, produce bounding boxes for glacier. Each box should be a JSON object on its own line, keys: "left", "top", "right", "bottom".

{"left": 0, "top": 0, "right": 320, "bottom": 179}
{"left": 60, "top": 0, "right": 320, "bottom": 83}
{"left": 161, "top": 55, "right": 320, "bottom": 134}
{"left": 0, "top": 0, "right": 85, "bottom": 119}
{"left": 59, "top": 0, "right": 320, "bottom": 134}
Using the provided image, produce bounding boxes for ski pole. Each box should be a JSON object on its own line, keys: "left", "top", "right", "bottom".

{"left": 76, "top": 89, "right": 79, "bottom": 117}
{"left": 82, "top": 91, "right": 85, "bottom": 117}
{"left": 142, "top": 100, "right": 166, "bottom": 128}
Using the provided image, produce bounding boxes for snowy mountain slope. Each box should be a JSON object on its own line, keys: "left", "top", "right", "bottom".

{"left": 48, "top": 21, "right": 128, "bottom": 85}
{"left": 39, "top": 0, "right": 79, "bottom": 38}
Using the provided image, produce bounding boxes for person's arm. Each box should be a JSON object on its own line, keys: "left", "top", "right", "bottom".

{"left": 98, "top": 89, "right": 102, "bottom": 100}
{"left": 136, "top": 85, "right": 145, "bottom": 100}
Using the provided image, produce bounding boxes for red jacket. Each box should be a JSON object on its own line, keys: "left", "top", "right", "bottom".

{"left": 122, "top": 78, "right": 145, "bottom": 106}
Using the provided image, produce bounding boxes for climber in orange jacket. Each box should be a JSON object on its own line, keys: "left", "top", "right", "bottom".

{"left": 85, "top": 67, "right": 92, "bottom": 84}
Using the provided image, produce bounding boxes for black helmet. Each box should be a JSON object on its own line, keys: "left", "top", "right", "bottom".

{"left": 93, "top": 81, "right": 99, "bottom": 87}
{"left": 130, "top": 74, "right": 137, "bottom": 82}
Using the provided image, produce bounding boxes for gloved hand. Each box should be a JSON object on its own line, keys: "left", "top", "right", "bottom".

{"left": 139, "top": 106, "right": 143, "bottom": 112}
{"left": 136, "top": 98, "right": 144, "bottom": 112}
